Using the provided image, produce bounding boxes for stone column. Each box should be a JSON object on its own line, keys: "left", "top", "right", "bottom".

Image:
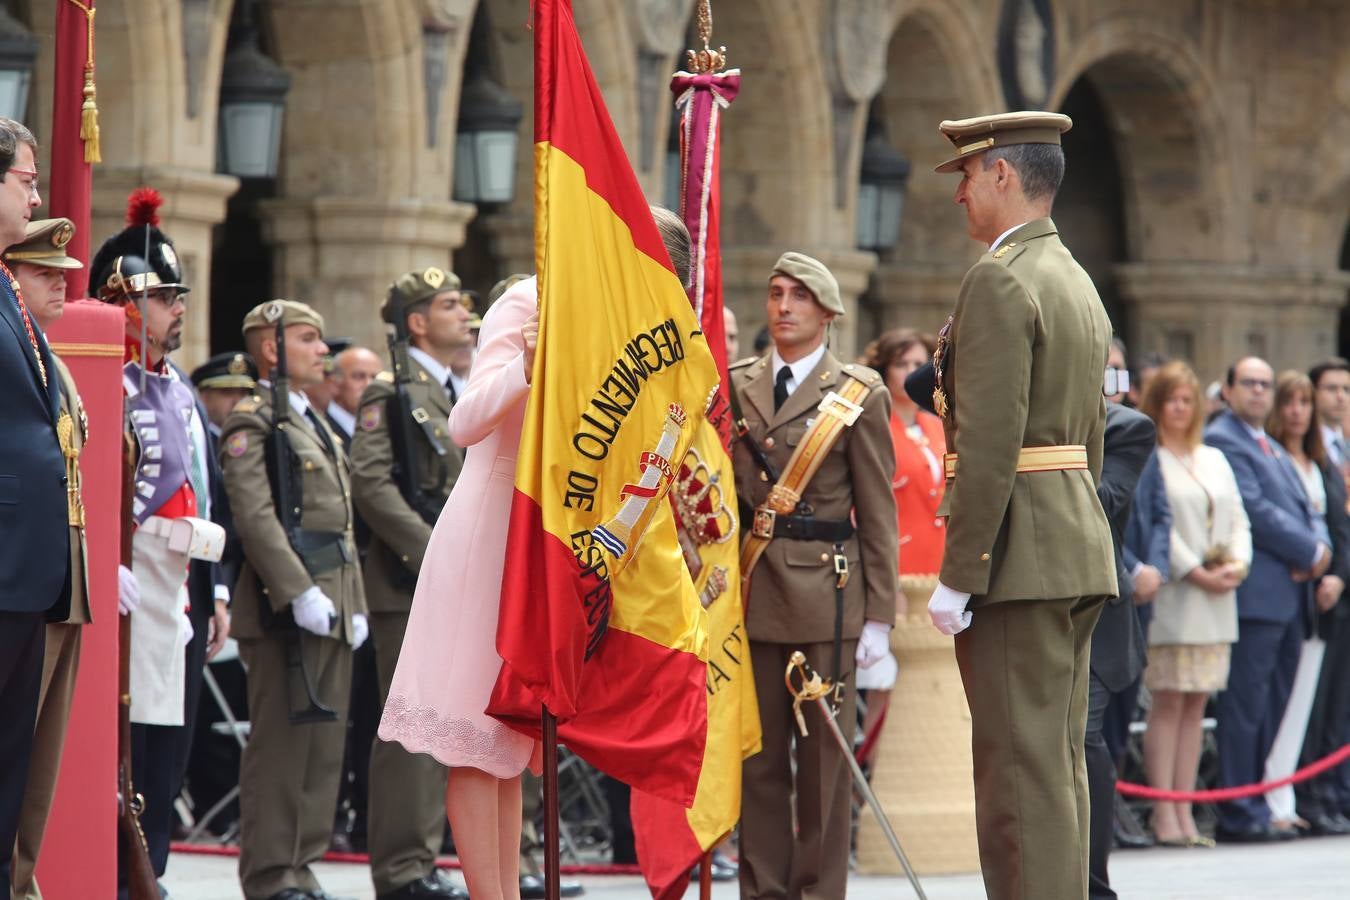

{"left": 868, "top": 263, "right": 968, "bottom": 335}
{"left": 91, "top": 166, "right": 239, "bottom": 368}
{"left": 722, "top": 245, "right": 877, "bottom": 362}
{"left": 476, "top": 211, "right": 536, "bottom": 282}
{"left": 1117, "top": 263, "right": 1350, "bottom": 381}
{"left": 260, "top": 197, "right": 477, "bottom": 354}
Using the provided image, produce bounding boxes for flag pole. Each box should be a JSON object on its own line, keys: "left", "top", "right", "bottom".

{"left": 542, "top": 708, "right": 561, "bottom": 900}
{"left": 699, "top": 849, "right": 713, "bottom": 899}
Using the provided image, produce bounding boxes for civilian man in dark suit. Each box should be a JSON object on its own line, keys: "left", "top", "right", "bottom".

{"left": 1087, "top": 401, "right": 1154, "bottom": 898}
{"left": 0, "top": 117, "right": 67, "bottom": 891}
{"left": 1205, "top": 357, "right": 1327, "bottom": 842}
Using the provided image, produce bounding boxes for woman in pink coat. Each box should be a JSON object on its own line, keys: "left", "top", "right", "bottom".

{"left": 379, "top": 275, "right": 541, "bottom": 900}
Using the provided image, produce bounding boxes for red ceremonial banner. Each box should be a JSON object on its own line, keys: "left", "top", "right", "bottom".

{"left": 34, "top": 300, "right": 123, "bottom": 898}
{"left": 48, "top": 0, "right": 96, "bottom": 300}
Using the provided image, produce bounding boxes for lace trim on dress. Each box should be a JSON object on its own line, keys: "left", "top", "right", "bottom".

{"left": 380, "top": 694, "right": 526, "bottom": 769}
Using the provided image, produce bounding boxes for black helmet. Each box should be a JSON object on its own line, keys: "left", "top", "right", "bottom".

{"left": 90, "top": 187, "right": 189, "bottom": 303}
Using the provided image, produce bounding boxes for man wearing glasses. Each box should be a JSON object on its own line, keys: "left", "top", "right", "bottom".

{"left": 0, "top": 117, "right": 69, "bottom": 896}
{"left": 92, "top": 189, "right": 228, "bottom": 895}
{"left": 1206, "top": 356, "right": 1328, "bottom": 842}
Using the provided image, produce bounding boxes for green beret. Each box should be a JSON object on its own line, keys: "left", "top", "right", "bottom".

{"left": 381, "top": 266, "right": 462, "bottom": 325}
{"left": 4, "top": 218, "right": 83, "bottom": 270}
{"left": 191, "top": 352, "right": 257, "bottom": 390}
{"left": 771, "top": 252, "right": 843, "bottom": 316}
{"left": 241, "top": 299, "right": 326, "bottom": 337}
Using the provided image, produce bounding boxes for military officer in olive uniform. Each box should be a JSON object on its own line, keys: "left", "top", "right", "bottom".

{"left": 6, "top": 218, "right": 90, "bottom": 900}
{"left": 732, "top": 253, "right": 898, "bottom": 900}
{"left": 926, "top": 112, "right": 1118, "bottom": 900}
{"left": 221, "top": 300, "right": 369, "bottom": 900}
{"left": 350, "top": 268, "right": 470, "bottom": 900}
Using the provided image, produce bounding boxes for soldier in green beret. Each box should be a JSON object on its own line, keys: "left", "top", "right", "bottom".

{"left": 222, "top": 299, "right": 369, "bottom": 900}
{"left": 350, "top": 268, "right": 469, "bottom": 900}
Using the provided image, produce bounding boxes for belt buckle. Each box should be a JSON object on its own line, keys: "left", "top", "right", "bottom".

{"left": 817, "top": 391, "right": 863, "bottom": 427}
{"left": 833, "top": 552, "right": 850, "bottom": 589}
{"left": 752, "top": 506, "right": 776, "bottom": 540}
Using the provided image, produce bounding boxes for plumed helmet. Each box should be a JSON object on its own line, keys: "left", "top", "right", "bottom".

{"left": 90, "top": 187, "right": 190, "bottom": 302}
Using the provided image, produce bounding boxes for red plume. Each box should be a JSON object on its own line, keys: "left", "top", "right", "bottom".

{"left": 125, "top": 187, "right": 163, "bottom": 227}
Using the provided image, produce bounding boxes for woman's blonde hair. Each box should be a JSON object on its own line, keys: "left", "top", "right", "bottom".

{"left": 1140, "top": 360, "right": 1204, "bottom": 448}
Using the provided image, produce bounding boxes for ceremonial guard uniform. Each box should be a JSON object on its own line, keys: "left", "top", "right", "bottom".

{"left": 928, "top": 113, "right": 1117, "bottom": 900}
{"left": 350, "top": 269, "right": 467, "bottom": 900}
{"left": 222, "top": 300, "right": 367, "bottom": 900}
{"left": 6, "top": 219, "right": 90, "bottom": 900}
{"left": 92, "top": 193, "right": 226, "bottom": 888}
{"left": 733, "top": 253, "right": 898, "bottom": 900}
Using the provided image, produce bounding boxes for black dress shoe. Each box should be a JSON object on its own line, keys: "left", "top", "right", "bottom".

{"left": 1214, "top": 825, "right": 1285, "bottom": 844}
{"left": 519, "top": 873, "right": 584, "bottom": 898}
{"left": 1305, "top": 813, "right": 1350, "bottom": 836}
{"left": 376, "top": 870, "right": 468, "bottom": 899}
{"left": 307, "top": 890, "right": 358, "bottom": 900}
{"left": 263, "top": 891, "right": 309, "bottom": 900}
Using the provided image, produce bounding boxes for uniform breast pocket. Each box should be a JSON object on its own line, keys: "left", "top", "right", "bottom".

{"left": 0, "top": 474, "right": 17, "bottom": 505}
{"left": 294, "top": 447, "right": 336, "bottom": 488}
{"left": 784, "top": 423, "right": 807, "bottom": 448}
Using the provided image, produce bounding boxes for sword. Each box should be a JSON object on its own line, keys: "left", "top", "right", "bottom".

{"left": 785, "top": 651, "right": 929, "bottom": 900}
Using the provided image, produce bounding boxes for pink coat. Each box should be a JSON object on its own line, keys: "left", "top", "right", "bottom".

{"left": 378, "top": 277, "right": 540, "bottom": 777}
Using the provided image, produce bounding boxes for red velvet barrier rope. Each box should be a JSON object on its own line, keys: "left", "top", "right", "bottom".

{"left": 168, "top": 842, "right": 643, "bottom": 875}
{"left": 1115, "top": 742, "right": 1350, "bottom": 802}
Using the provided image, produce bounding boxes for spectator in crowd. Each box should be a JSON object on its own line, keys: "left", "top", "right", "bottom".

{"left": 1128, "top": 351, "right": 1167, "bottom": 408}
{"left": 1106, "top": 337, "right": 1129, "bottom": 405}
{"left": 724, "top": 307, "right": 740, "bottom": 362}
{"left": 1207, "top": 357, "right": 1326, "bottom": 843}
{"left": 1265, "top": 371, "right": 1349, "bottom": 835}
{"left": 1139, "top": 361, "right": 1250, "bottom": 847}
{"left": 1298, "top": 358, "right": 1350, "bottom": 832}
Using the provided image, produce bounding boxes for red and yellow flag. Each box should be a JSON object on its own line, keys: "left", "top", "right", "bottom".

{"left": 485, "top": 0, "right": 720, "bottom": 807}
{"left": 631, "top": 69, "right": 761, "bottom": 899}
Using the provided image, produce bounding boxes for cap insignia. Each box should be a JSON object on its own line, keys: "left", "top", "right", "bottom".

{"left": 227, "top": 353, "right": 248, "bottom": 375}
{"left": 263, "top": 300, "right": 284, "bottom": 323}
{"left": 159, "top": 242, "right": 179, "bottom": 273}
{"left": 52, "top": 222, "right": 74, "bottom": 248}
{"left": 423, "top": 267, "right": 446, "bottom": 289}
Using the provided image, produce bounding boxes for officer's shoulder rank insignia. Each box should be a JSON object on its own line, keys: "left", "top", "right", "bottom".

{"left": 225, "top": 432, "right": 249, "bottom": 457}
{"left": 375, "top": 371, "right": 394, "bottom": 384}
{"left": 360, "top": 404, "right": 382, "bottom": 432}
{"left": 234, "top": 395, "right": 261, "bottom": 414}
{"left": 992, "top": 241, "right": 1017, "bottom": 259}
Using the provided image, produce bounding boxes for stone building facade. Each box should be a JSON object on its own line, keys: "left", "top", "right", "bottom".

{"left": 16, "top": 0, "right": 1350, "bottom": 379}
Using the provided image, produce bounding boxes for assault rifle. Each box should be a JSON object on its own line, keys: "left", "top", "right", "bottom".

{"left": 263, "top": 313, "right": 338, "bottom": 724}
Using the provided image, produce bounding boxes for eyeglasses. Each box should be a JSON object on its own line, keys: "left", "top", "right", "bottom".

{"left": 7, "top": 167, "right": 39, "bottom": 198}
{"left": 1236, "top": 377, "right": 1272, "bottom": 391}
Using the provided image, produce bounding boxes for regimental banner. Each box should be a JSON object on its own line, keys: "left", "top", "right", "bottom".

{"left": 632, "top": 66, "right": 762, "bottom": 900}
{"left": 485, "top": 0, "right": 720, "bottom": 808}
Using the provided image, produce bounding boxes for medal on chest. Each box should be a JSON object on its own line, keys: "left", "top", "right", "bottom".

{"left": 932, "top": 315, "right": 953, "bottom": 419}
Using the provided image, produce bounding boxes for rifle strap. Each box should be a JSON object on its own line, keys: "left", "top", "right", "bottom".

{"left": 728, "top": 372, "right": 780, "bottom": 484}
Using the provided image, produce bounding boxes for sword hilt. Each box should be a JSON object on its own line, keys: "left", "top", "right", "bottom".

{"left": 785, "top": 651, "right": 834, "bottom": 738}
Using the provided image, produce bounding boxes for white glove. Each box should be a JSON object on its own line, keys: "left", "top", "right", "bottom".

{"left": 928, "top": 581, "right": 973, "bottom": 635}
{"left": 351, "top": 613, "right": 369, "bottom": 650}
{"left": 291, "top": 586, "right": 337, "bottom": 637}
{"left": 117, "top": 565, "right": 141, "bottom": 616}
{"left": 855, "top": 620, "right": 892, "bottom": 669}
{"left": 180, "top": 609, "right": 195, "bottom": 647}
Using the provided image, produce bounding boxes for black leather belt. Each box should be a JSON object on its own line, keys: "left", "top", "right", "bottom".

{"left": 772, "top": 515, "right": 854, "bottom": 542}
{"left": 291, "top": 528, "right": 352, "bottom": 576}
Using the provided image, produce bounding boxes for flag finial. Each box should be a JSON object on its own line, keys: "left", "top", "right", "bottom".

{"left": 686, "top": 0, "right": 727, "bottom": 73}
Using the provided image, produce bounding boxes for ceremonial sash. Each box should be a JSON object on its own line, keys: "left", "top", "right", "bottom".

{"left": 739, "top": 374, "right": 871, "bottom": 585}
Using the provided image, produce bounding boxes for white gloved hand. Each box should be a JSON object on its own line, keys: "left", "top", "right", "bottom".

{"left": 180, "top": 608, "right": 195, "bottom": 647}
{"left": 117, "top": 564, "right": 141, "bottom": 616}
{"left": 351, "top": 613, "right": 369, "bottom": 650}
{"left": 928, "top": 581, "right": 973, "bottom": 635}
{"left": 291, "top": 586, "right": 337, "bottom": 637}
{"left": 855, "top": 620, "right": 892, "bottom": 669}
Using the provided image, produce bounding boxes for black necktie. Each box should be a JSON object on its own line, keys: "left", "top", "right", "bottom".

{"left": 304, "top": 407, "right": 338, "bottom": 458}
{"left": 774, "top": 366, "right": 792, "bottom": 412}
{"left": 445, "top": 374, "right": 458, "bottom": 404}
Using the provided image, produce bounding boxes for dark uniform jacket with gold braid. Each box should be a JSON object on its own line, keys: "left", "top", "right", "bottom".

{"left": 350, "top": 357, "right": 464, "bottom": 613}
{"left": 731, "top": 349, "right": 898, "bottom": 644}
{"left": 218, "top": 392, "right": 366, "bottom": 641}
{"left": 935, "top": 217, "right": 1118, "bottom": 605}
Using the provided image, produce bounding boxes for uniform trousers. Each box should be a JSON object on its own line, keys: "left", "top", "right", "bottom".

{"left": 740, "top": 638, "right": 857, "bottom": 900}
{"left": 12, "top": 623, "right": 82, "bottom": 899}
{"left": 954, "top": 596, "right": 1103, "bottom": 900}
{"left": 1296, "top": 613, "right": 1350, "bottom": 820}
{"left": 368, "top": 609, "right": 448, "bottom": 894}
{"left": 0, "top": 612, "right": 46, "bottom": 894}
{"left": 1085, "top": 672, "right": 1117, "bottom": 900}
{"left": 238, "top": 631, "right": 352, "bottom": 899}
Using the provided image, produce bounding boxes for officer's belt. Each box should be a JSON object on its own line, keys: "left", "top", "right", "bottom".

{"left": 740, "top": 375, "right": 871, "bottom": 586}
{"left": 941, "top": 444, "right": 1088, "bottom": 481}
{"left": 772, "top": 515, "right": 854, "bottom": 542}
{"left": 290, "top": 528, "right": 353, "bottom": 577}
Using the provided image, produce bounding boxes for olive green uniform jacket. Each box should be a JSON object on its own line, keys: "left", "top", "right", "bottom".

{"left": 937, "top": 217, "right": 1118, "bottom": 605}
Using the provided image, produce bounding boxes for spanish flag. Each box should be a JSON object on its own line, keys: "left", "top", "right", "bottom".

{"left": 485, "top": 0, "right": 719, "bottom": 807}
{"left": 631, "top": 69, "right": 762, "bottom": 899}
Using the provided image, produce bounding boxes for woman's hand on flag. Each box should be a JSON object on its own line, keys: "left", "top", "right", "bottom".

{"left": 522, "top": 310, "right": 540, "bottom": 382}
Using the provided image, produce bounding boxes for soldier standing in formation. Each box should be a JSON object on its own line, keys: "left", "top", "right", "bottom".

{"left": 926, "top": 112, "right": 1118, "bottom": 900}
{"left": 221, "top": 300, "right": 368, "bottom": 900}
{"left": 732, "top": 252, "right": 898, "bottom": 900}
{"left": 350, "top": 267, "right": 471, "bottom": 900}
{"left": 6, "top": 218, "right": 90, "bottom": 900}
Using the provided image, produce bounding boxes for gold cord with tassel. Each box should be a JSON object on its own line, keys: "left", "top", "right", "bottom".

{"left": 66, "top": 0, "right": 100, "bottom": 164}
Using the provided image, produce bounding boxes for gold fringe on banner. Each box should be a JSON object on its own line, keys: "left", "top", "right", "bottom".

{"left": 67, "top": 0, "right": 100, "bottom": 164}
